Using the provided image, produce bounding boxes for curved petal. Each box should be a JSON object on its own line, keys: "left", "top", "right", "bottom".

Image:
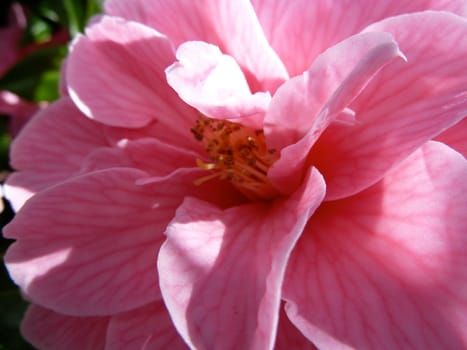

{"left": 5, "top": 165, "right": 243, "bottom": 316}
{"left": 5, "top": 168, "right": 162, "bottom": 315}
{"left": 266, "top": 32, "right": 404, "bottom": 194}
{"left": 105, "top": 301, "right": 187, "bottom": 350}
{"left": 252, "top": 0, "right": 467, "bottom": 76}
{"left": 77, "top": 147, "right": 135, "bottom": 174}
{"left": 67, "top": 15, "right": 196, "bottom": 142}
{"left": 6, "top": 135, "right": 200, "bottom": 213}
{"left": 265, "top": 31, "right": 404, "bottom": 150}
{"left": 3, "top": 173, "right": 47, "bottom": 213}
{"left": 434, "top": 118, "right": 467, "bottom": 157}
{"left": 275, "top": 305, "right": 318, "bottom": 350}
{"left": 158, "top": 167, "right": 325, "bottom": 350}
{"left": 79, "top": 137, "right": 201, "bottom": 178}
{"left": 113, "top": 137, "right": 201, "bottom": 177}
{"left": 21, "top": 304, "right": 109, "bottom": 350}
{"left": 105, "top": 0, "right": 288, "bottom": 92}
{"left": 166, "top": 41, "right": 271, "bottom": 129}
{"left": 103, "top": 119, "right": 205, "bottom": 160}
{"left": 4, "top": 97, "right": 108, "bottom": 210}
{"left": 283, "top": 142, "right": 467, "bottom": 349}
{"left": 311, "top": 12, "right": 467, "bottom": 200}
{"left": 9, "top": 97, "right": 107, "bottom": 173}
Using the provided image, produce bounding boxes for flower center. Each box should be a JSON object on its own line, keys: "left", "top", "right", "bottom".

{"left": 191, "top": 115, "right": 279, "bottom": 200}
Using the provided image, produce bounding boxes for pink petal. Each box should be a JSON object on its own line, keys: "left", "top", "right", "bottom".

{"left": 113, "top": 137, "right": 201, "bottom": 177}
{"left": 4, "top": 172, "right": 60, "bottom": 213}
{"left": 311, "top": 12, "right": 467, "bottom": 200}
{"left": 0, "top": 91, "right": 39, "bottom": 137}
{"left": 275, "top": 305, "right": 318, "bottom": 350}
{"left": 106, "top": 301, "right": 187, "bottom": 349}
{"left": 105, "top": 0, "right": 288, "bottom": 92}
{"left": 435, "top": 118, "right": 467, "bottom": 157}
{"left": 266, "top": 32, "right": 404, "bottom": 194}
{"left": 166, "top": 41, "right": 271, "bottom": 129}
{"left": 0, "top": 25, "right": 23, "bottom": 76}
{"left": 7, "top": 135, "right": 196, "bottom": 217}
{"left": 21, "top": 304, "right": 109, "bottom": 350}
{"left": 252, "top": 0, "right": 467, "bottom": 76}
{"left": 4, "top": 97, "right": 108, "bottom": 210}
{"left": 67, "top": 15, "right": 195, "bottom": 137}
{"left": 103, "top": 118, "right": 203, "bottom": 158}
{"left": 9, "top": 97, "right": 107, "bottom": 172}
{"left": 5, "top": 166, "right": 243, "bottom": 316}
{"left": 283, "top": 141, "right": 467, "bottom": 349}
{"left": 79, "top": 137, "right": 201, "bottom": 178}
{"left": 78, "top": 147, "right": 135, "bottom": 174}
{"left": 158, "top": 167, "right": 325, "bottom": 349}
{"left": 265, "top": 31, "right": 404, "bottom": 150}
{"left": 5, "top": 168, "right": 162, "bottom": 315}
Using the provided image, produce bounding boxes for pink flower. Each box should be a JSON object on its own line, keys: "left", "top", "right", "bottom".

{"left": 0, "top": 2, "right": 27, "bottom": 77}
{"left": 3, "top": 1, "right": 467, "bottom": 349}
{"left": 0, "top": 3, "right": 39, "bottom": 136}
{"left": 0, "top": 2, "right": 69, "bottom": 137}
{"left": 0, "top": 91, "right": 46, "bottom": 137}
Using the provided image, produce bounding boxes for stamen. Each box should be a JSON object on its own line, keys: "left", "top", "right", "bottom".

{"left": 191, "top": 115, "right": 279, "bottom": 200}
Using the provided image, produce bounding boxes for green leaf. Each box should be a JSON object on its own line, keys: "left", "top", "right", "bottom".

{"left": 62, "top": 0, "right": 86, "bottom": 36}
{"left": 86, "top": 0, "right": 105, "bottom": 20}
{"left": 62, "top": 0, "right": 104, "bottom": 35}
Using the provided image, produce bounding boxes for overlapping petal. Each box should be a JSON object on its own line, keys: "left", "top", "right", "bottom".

{"left": 435, "top": 118, "right": 467, "bottom": 157}
{"left": 5, "top": 168, "right": 162, "bottom": 315}
{"left": 4, "top": 97, "right": 108, "bottom": 210}
{"left": 3, "top": 2, "right": 466, "bottom": 350}
{"left": 266, "top": 31, "right": 405, "bottom": 194}
{"left": 275, "top": 306, "right": 318, "bottom": 350}
{"left": 166, "top": 41, "right": 271, "bottom": 128}
{"left": 283, "top": 142, "right": 467, "bottom": 349}
{"left": 252, "top": 0, "right": 467, "bottom": 76}
{"left": 9, "top": 97, "right": 107, "bottom": 175}
{"left": 4, "top": 164, "right": 244, "bottom": 316}
{"left": 106, "top": 301, "right": 187, "bottom": 350}
{"left": 112, "top": 138, "right": 200, "bottom": 177}
{"left": 21, "top": 304, "right": 109, "bottom": 350}
{"left": 310, "top": 12, "right": 467, "bottom": 199}
{"left": 265, "top": 31, "right": 404, "bottom": 149}
{"left": 105, "top": 0, "right": 288, "bottom": 92}
{"left": 67, "top": 15, "right": 197, "bottom": 149}
{"left": 158, "top": 167, "right": 325, "bottom": 349}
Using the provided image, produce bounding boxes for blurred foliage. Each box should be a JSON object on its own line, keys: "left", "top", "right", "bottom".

{"left": 0, "top": 1, "right": 104, "bottom": 348}
{"left": 0, "top": 0, "right": 104, "bottom": 102}
{"left": 0, "top": 46, "right": 67, "bottom": 102}
{"left": 0, "top": 119, "right": 11, "bottom": 170}
{"left": 20, "top": 0, "right": 104, "bottom": 38}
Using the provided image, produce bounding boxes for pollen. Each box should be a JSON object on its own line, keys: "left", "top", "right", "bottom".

{"left": 191, "top": 115, "right": 279, "bottom": 200}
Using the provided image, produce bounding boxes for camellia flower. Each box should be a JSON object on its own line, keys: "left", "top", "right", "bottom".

{"left": 3, "top": 1, "right": 467, "bottom": 349}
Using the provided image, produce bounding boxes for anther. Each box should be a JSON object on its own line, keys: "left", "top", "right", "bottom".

{"left": 191, "top": 115, "right": 279, "bottom": 200}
